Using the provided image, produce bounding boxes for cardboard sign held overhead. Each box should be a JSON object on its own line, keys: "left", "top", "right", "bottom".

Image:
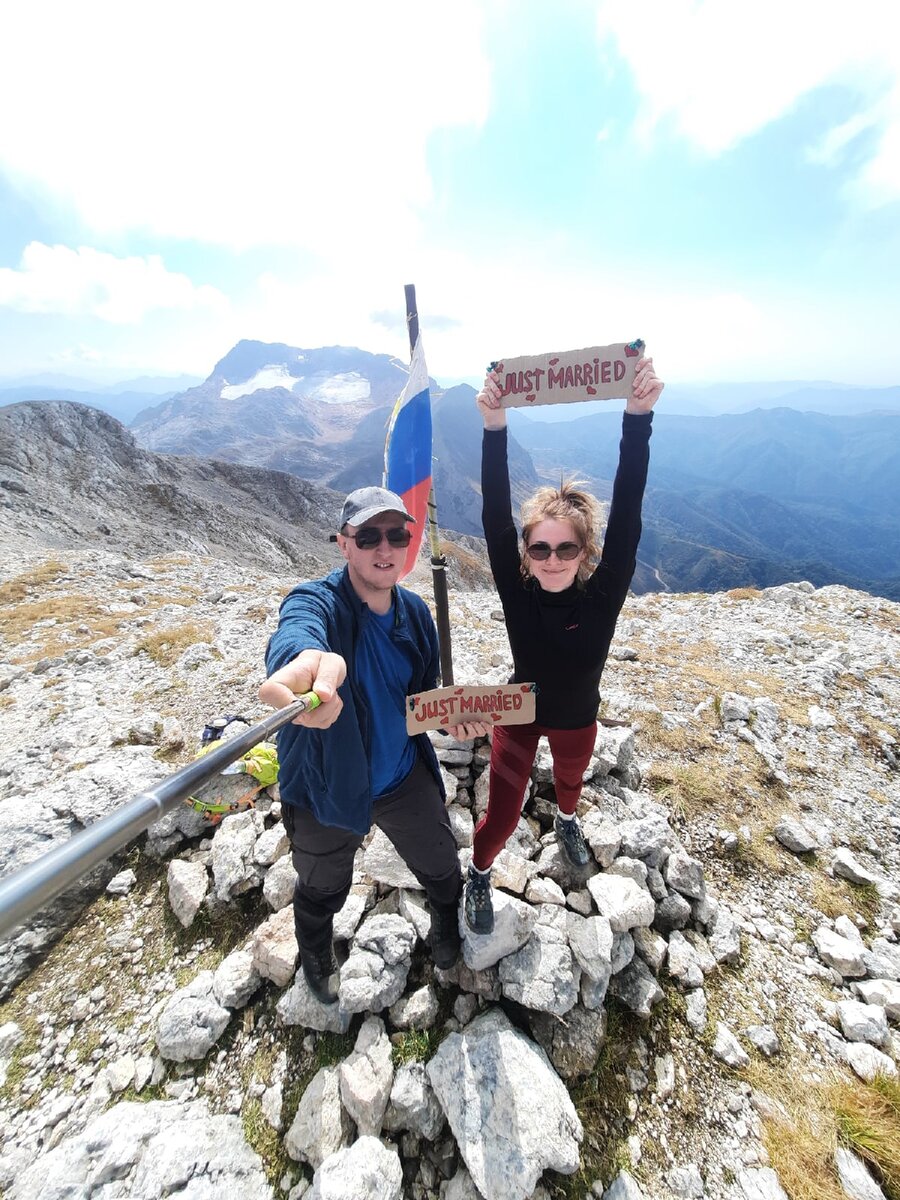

{"left": 406, "top": 683, "right": 537, "bottom": 734}
{"left": 493, "top": 340, "right": 645, "bottom": 409}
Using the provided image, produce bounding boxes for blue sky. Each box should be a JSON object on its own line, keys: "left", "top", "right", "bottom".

{"left": 0, "top": 0, "right": 898, "bottom": 387}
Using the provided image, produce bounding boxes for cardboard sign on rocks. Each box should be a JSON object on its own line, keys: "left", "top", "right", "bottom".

{"left": 406, "top": 683, "right": 537, "bottom": 733}
{"left": 493, "top": 339, "right": 645, "bottom": 408}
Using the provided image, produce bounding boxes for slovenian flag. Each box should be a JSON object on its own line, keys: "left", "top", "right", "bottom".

{"left": 384, "top": 335, "right": 432, "bottom": 579}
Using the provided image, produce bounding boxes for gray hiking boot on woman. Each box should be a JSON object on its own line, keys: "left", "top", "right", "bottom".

{"left": 555, "top": 812, "right": 591, "bottom": 868}
{"left": 464, "top": 864, "right": 494, "bottom": 935}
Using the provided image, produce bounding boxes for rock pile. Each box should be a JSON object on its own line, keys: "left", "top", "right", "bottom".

{"left": 1, "top": 550, "right": 898, "bottom": 1200}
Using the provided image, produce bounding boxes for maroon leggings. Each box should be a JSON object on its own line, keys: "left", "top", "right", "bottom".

{"left": 472, "top": 720, "right": 597, "bottom": 871}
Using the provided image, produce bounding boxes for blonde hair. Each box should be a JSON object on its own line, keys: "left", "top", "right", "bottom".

{"left": 520, "top": 480, "right": 602, "bottom": 586}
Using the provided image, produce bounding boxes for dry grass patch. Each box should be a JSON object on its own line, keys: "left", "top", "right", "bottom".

{"left": 809, "top": 874, "right": 875, "bottom": 926}
{"left": 1, "top": 588, "right": 126, "bottom": 656}
{"left": 747, "top": 1061, "right": 900, "bottom": 1200}
{"left": 648, "top": 761, "right": 726, "bottom": 821}
{"left": 0, "top": 559, "right": 68, "bottom": 605}
{"left": 136, "top": 622, "right": 215, "bottom": 666}
{"left": 726, "top": 587, "right": 763, "bottom": 601}
{"left": 830, "top": 1071, "right": 900, "bottom": 1198}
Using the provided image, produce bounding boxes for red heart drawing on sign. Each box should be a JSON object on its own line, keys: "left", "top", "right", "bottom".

{"left": 549, "top": 357, "right": 559, "bottom": 366}
{"left": 525, "top": 393, "right": 535, "bottom": 403}
{"left": 440, "top": 717, "right": 449, "bottom": 725}
{"left": 454, "top": 688, "right": 464, "bottom": 695}
{"left": 491, "top": 713, "right": 502, "bottom": 722}
{"left": 586, "top": 386, "right": 597, "bottom": 395}
{"left": 520, "top": 684, "right": 531, "bottom": 692}
{"left": 624, "top": 345, "right": 639, "bottom": 358}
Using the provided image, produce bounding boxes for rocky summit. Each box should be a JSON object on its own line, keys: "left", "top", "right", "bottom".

{"left": 0, "top": 532, "right": 899, "bottom": 1196}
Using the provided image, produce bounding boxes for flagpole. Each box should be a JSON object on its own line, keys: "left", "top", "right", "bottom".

{"left": 405, "top": 283, "right": 454, "bottom": 686}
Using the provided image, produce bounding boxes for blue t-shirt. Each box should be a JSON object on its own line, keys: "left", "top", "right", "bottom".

{"left": 355, "top": 604, "right": 417, "bottom": 797}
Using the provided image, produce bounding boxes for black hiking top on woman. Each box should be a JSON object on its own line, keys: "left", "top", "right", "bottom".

{"left": 481, "top": 411, "right": 653, "bottom": 729}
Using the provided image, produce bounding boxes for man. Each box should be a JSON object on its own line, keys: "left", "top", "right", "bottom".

{"left": 259, "top": 486, "right": 470, "bottom": 1005}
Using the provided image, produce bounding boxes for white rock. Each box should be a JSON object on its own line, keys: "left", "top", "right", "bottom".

{"left": 834, "top": 1146, "right": 887, "bottom": 1200}
{"left": 285, "top": 1065, "right": 352, "bottom": 1169}
{"left": 812, "top": 926, "right": 867, "bottom": 978}
{"left": 713, "top": 1022, "right": 750, "bottom": 1068}
{"left": 106, "top": 868, "right": 137, "bottom": 895}
{"left": 426, "top": 1008, "right": 582, "bottom": 1200}
{"left": 166, "top": 858, "right": 209, "bottom": 928}
{"left": 463, "top": 890, "right": 536, "bottom": 972}
{"left": 843, "top": 1041, "right": 898, "bottom": 1082}
{"left": 339, "top": 1016, "right": 393, "bottom": 1136}
{"left": 837, "top": 999, "right": 891, "bottom": 1047}
{"left": 587, "top": 874, "right": 654, "bottom": 933}
{"left": 307, "top": 1135, "right": 402, "bottom": 1200}
{"left": 855, "top": 979, "right": 900, "bottom": 1021}
{"left": 213, "top": 949, "right": 261, "bottom": 1009}
{"left": 251, "top": 905, "right": 297, "bottom": 987}
{"left": 262, "top": 854, "right": 298, "bottom": 911}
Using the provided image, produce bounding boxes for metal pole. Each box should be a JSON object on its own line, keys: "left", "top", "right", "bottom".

{"left": 404, "top": 283, "right": 454, "bottom": 685}
{"left": 0, "top": 696, "right": 316, "bottom": 941}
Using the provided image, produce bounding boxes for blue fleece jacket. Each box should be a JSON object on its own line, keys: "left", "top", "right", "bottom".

{"left": 264, "top": 566, "right": 445, "bottom": 835}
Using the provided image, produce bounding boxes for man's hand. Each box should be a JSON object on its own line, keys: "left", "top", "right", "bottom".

{"left": 476, "top": 370, "right": 507, "bottom": 430}
{"left": 259, "top": 649, "right": 347, "bottom": 730}
{"left": 626, "top": 356, "right": 664, "bottom": 414}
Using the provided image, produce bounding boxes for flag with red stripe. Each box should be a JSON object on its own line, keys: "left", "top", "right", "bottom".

{"left": 384, "top": 335, "right": 432, "bottom": 580}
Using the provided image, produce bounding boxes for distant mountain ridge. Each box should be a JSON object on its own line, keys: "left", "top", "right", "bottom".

{"left": 7, "top": 340, "right": 898, "bottom": 600}
{"left": 510, "top": 407, "right": 900, "bottom": 599}
{"left": 129, "top": 340, "right": 540, "bottom": 541}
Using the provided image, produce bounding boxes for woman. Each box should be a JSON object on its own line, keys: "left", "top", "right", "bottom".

{"left": 466, "top": 356, "right": 664, "bottom": 934}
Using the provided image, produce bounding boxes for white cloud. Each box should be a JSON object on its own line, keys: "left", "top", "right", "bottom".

{"left": 0, "top": 1, "right": 490, "bottom": 252}
{"left": 0, "top": 243, "right": 228, "bottom": 323}
{"left": 595, "top": 0, "right": 900, "bottom": 203}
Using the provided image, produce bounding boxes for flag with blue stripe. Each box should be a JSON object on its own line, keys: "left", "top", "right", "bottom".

{"left": 384, "top": 335, "right": 432, "bottom": 580}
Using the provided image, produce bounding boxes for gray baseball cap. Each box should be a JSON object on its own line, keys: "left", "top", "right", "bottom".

{"left": 340, "top": 486, "right": 416, "bottom": 529}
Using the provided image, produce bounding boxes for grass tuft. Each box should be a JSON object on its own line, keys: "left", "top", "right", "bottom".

{"left": 830, "top": 1072, "right": 900, "bottom": 1198}
{"left": 136, "top": 623, "right": 214, "bottom": 666}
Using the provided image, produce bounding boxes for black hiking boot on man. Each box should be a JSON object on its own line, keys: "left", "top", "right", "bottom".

{"left": 430, "top": 902, "right": 462, "bottom": 969}
{"left": 464, "top": 863, "right": 494, "bottom": 935}
{"left": 300, "top": 942, "right": 340, "bottom": 1005}
{"left": 555, "top": 812, "right": 590, "bottom": 868}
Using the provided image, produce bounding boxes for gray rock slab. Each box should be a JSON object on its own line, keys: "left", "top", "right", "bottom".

{"left": 499, "top": 921, "right": 580, "bottom": 1015}
{"left": 837, "top": 1000, "right": 891, "bottom": 1047}
{"left": 834, "top": 1146, "right": 887, "bottom": 1200}
{"left": 285, "top": 1065, "right": 352, "bottom": 1170}
{"left": 607, "top": 957, "right": 663, "bottom": 1018}
{"left": 213, "top": 949, "right": 261, "bottom": 1010}
{"left": 262, "top": 854, "right": 297, "bottom": 912}
{"left": 252, "top": 905, "right": 297, "bottom": 988}
{"left": 529, "top": 1004, "right": 607, "bottom": 1080}
{"left": 340, "top": 913, "right": 416, "bottom": 1013}
{"left": 426, "top": 1008, "right": 582, "bottom": 1200}
{"left": 8, "top": 1099, "right": 271, "bottom": 1200}
{"left": 166, "top": 858, "right": 209, "bottom": 928}
{"left": 361, "top": 827, "right": 421, "bottom": 889}
{"left": 155, "top": 971, "right": 231, "bottom": 1062}
{"left": 855, "top": 979, "right": 900, "bottom": 1021}
{"left": 812, "top": 926, "right": 867, "bottom": 978}
{"left": 339, "top": 1016, "right": 393, "bottom": 1136}
{"left": 276, "top": 975, "right": 352, "bottom": 1034}
{"left": 587, "top": 874, "right": 654, "bottom": 932}
{"left": 308, "top": 1135, "right": 402, "bottom": 1200}
{"left": 463, "top": 890, "right": 536, "bottom": 972}
{"left": 773, "top": 816, "right": 818, "bottom": 854}
{"left": 383, "top": 1061, "right": 445, "bottom": 1140}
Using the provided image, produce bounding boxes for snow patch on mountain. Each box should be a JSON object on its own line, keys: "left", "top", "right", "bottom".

{"left": 305, "top": 372, "right": 372, "bottom": 404}
{"left": 221, "top": 366, "right": 303, "bottom": 400}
